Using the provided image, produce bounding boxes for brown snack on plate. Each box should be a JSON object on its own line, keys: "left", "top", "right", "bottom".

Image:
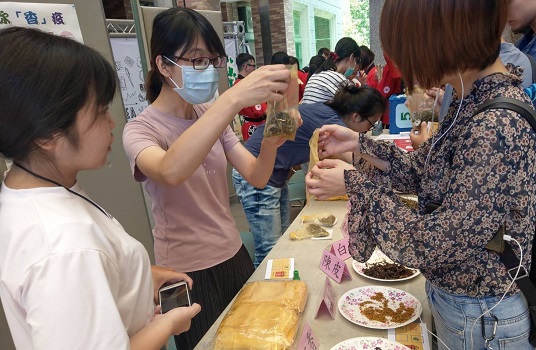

{"left": 358, "top": 292, "right": 415, "bottom": 324}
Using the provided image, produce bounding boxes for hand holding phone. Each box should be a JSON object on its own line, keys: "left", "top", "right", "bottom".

{"left": 159, "top": 281, "right": 191, "bottom": 314}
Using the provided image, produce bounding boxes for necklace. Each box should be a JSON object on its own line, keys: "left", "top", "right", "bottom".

{"left": 13, "top": 162, "right": 113, "bottom": 219}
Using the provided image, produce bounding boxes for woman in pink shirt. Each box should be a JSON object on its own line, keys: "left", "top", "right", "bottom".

{"left": 122, "top": 8, "right": 290, "bottom": 349}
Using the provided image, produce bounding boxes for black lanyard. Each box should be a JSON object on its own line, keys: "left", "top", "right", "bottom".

{"left": 13, "top": 162, "right": 112, "bottom": 219}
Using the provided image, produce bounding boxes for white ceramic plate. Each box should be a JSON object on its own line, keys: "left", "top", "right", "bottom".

{"left": 352, "top": 249, "right": 420, "bottom": 282}
{"left": 338, "top": 286, "right": 422, "bottom": 329}
{"left": 331, "top": 337, "right": 411, "bottom": 350}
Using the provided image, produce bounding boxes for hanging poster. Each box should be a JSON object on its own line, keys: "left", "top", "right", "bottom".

{"left": 0, "top": 2, "right": 83, "bottom": 43}
{"left": 110, "top": 37, "right": 148, "bottom": 121}
{"left": 225, "top": 38, "right": 239, "bottom": 88}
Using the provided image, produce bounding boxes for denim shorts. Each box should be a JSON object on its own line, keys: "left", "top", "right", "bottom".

{"left": 426, "top": 281, "right": 533, "bottom": 350}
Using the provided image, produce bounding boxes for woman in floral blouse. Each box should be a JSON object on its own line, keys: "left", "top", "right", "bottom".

{"left": 305, "top": 1, "right": 535, "bottom": 349}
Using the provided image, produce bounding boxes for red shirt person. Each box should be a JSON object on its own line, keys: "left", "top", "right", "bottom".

{"left": 366, "top": 53, "right": 403, "bottom": 126}
{"left": 234, "top": 53, "right": 267, "bottom": 141}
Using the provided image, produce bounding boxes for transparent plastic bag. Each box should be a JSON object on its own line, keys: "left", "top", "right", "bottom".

{"left": 289, "top": 223, "right": 330, "bottom": 240}
{"left": 214, "top": 281, "right": 308, "bottom": 350}
{"left": 263, "top": 65, "right": 300, "bottom": 141}
{"left": 405, "top": 86, "right": 436, "bottom": 127}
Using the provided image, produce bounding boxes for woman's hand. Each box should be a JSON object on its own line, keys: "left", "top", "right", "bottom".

{"left": 355, "top": 70, "right": 367, "bottom": 85}
{"left": 317, "top": 124, "right": 360, "bottom": 158}
{"left": 305, "top": 159, "right": 355, "bottom": 200}
{"left": 409, "top": 121, "right": 430, "bottom": 150}
{"left": 228, "top": 65, "right": 291, "bottom": 109}
{"left": 151, "top": 266, "right": 193, "bottom": 304}
{"left": 152, "top": 303, "right": 201, "bottom": 336}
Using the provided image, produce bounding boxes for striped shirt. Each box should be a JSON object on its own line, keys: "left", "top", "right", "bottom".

{"left": 301, "top": 70, "right": 348, "bottom": 104}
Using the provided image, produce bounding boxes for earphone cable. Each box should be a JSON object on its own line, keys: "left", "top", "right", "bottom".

{"left": 469, "top": 237, "right": 523, "bottom": 350}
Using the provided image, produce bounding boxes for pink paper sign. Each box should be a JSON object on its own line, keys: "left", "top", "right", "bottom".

{"left": 297, "top": 321, "right": 320, "bottom": 350}
{"left": 330, "top": 237, "right": 351, "bottom": 260}
{"left": 319, "top": 249, "right": 352, "bottom": 283}
{"left": 315, "top": 276, "right": 336, "bottom": 319}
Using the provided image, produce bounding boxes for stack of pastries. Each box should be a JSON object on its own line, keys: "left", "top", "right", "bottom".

{"left": 215, "top": 281, "right": 308, "bottom": 349}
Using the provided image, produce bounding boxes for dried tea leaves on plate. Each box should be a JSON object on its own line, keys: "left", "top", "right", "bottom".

{"left": 290, "top": 223, "right": 330, "bottom": 240}
{"left": 316, "top": 213, "right": 337, "bottom": 227}
{"left": 363, "top": 261, "right": 414, "bottom": 280}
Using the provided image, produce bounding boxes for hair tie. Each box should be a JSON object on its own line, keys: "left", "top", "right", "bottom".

{"left": 329, "top": 52, "right": 339, "bottom": 62}
{"left": 345, "top": 82, "right": 359, "bottom": 93}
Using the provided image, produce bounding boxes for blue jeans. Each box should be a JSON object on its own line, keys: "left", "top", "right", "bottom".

{"left": 426, "top": 281, "right": 533, "bottom": 350}
{"left": 232, "top": 169, "right": 290, "bottom": 268}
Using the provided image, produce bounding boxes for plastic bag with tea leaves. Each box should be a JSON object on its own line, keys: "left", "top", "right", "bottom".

{"left": 405, "top": 86, "right": 436, "bottom": 127}
{"left": 263, "top": 65, "right": 300, "bottom": 140}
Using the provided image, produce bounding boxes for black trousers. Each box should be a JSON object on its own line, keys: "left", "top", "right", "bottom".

{"left": 173, "top": 245, "right": 254, "bottom": 349}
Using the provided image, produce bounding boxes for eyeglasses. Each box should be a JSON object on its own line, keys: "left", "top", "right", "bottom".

{"left": 169, "top": 55, "right": 228, "bottom": 70}
{"left": 245, "top": 64, "right": 256, "bottom": 69}
{"left": 364, "top": 116, "right": 377, "bottom": 130}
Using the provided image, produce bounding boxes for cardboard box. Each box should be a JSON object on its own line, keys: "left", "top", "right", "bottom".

{"left": 389, "top": 94, "right": 413, "bottom": 134}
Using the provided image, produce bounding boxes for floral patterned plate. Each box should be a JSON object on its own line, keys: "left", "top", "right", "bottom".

{"left": 330, "top": 337, "right": 411, "bottom": 350}
{"left": 338, "top": 286, "right": 422, "bottom": 329}
{"left": 352, "top": 249, "right": 420, "bottom": 282}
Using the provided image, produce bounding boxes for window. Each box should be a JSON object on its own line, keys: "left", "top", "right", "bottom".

{"left": 314, "top": 16, "right": 331, "bottom": 52}
{"left": 293, "top": 10, "right": 303, "bottom": 67}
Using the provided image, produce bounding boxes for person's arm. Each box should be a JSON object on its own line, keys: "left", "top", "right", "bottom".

{"left": 358, "top": 153, "right": 390, "bottom": 171}
{"left": 344, "top": 109, "right": 532, "bottom": 273}
{"left": 226, "top": 136, "right": 285, "bottom": 188}
{"left": 132, "top": 65, "right": 289, "bottom": 187}
{"left": 316, "top": 124, "right": 426, "bottom": 193}
{"left": 228, "top": 109, "right": 302, "bottom": 188}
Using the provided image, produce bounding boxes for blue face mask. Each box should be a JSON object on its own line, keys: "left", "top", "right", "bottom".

{"left": 164, "top": 56, "right": 219, "bottom": 105}
{"left": 344, "top": 56, "right": 357, "bottom": 77}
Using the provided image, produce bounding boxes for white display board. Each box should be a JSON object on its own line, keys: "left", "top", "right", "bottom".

{"left": 0, "top": 2, "right": 83, "bottom": 42}
{"left": 110, "top": 37, "right": 148, "bottom": 121}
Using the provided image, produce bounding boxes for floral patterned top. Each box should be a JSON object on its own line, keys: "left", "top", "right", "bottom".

{"left": 345, "top": 71, "right": 536, "bottom": 296}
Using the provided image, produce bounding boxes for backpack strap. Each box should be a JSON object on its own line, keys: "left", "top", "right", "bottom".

{"left": 473, "top": 96, "right": 536, "bottom": 286}
{"left": 472, "top": 96, "right": 536, "bottom": 131}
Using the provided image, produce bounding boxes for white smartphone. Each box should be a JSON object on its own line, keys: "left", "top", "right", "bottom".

{"left": 158, "top": 281, "right": 191, "bottom": 314}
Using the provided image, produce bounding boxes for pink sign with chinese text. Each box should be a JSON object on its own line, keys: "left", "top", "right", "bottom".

{"left": 315, "top": 276, "right": 336, "bottom": 319}
{"left": 330, "top": 237, "right": 351, "bottom": 260}
{"left": 297, "top": 321, "right": 320, "bottom": 350}
{"left": 319, "top": 249, "right": 352, "bottom": 283}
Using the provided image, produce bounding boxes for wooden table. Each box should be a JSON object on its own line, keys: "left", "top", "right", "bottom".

{"left": 195, "top": 200, "right": 432, "bottom": 349}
